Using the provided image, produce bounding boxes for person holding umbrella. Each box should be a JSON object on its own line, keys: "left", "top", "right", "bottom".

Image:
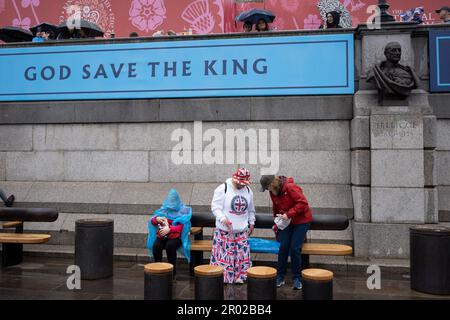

{"left": 236, "top": 9, "right": 275, "bottom": 33}
{"left": 243, "top": 21, "right": 253, "bottom": 32}
{"left": 30, "top": 23, "right": 57, "bottom": 42}
{"left": 56, "top": 20, "right": 104, "bottom": 40}
{"left": 32, "top": 28, "right": 49, "bottom": 42}
{"left": 256, "top": 19, "right": 270, "bottom": 32}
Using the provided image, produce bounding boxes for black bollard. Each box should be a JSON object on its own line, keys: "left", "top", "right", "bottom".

{"left": 410, "top": 226, "right": 450, "bottom": 295}
{"left": 75, "top": 219, "right": 114, "bottom": 280}
{"left": 247, "top": 266, "right": 277, "bottom": 300}
{"left": 144, "top": 263, "right": 173, "bottom": 300}
{"left": 302, "top": 268, "right": 333, "bottom": 300}
{"left": 194, "top": 265, "right": 224, "bottom": 300}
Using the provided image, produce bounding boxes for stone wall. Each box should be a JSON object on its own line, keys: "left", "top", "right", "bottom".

{"left": 0, "top": 120, "right": 353, "bottom": 249}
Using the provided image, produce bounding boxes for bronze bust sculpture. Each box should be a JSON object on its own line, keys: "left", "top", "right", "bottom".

{"left": 368, "top": 42, "right": 420, "bottom": 104}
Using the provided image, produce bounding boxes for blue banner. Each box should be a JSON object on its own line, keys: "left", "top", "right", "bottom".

{"left": 0, "top": 34, "right": 354, "bottom": 101}
{"left": 430, "top": 30, "right": 450, "bottom": 93}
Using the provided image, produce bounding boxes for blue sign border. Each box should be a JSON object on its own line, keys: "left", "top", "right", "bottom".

{"left": 430, "top": 30, "right": 450, "bottom": 92}
{"left": 0, "top": 34, "right": 354, "bottom": 101}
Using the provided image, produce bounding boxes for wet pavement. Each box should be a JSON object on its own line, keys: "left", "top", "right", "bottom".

{"left": 0, "top": 256, "right": 449, "bottom": 300}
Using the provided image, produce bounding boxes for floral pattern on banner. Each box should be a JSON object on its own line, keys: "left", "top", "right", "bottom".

{"left": 129, "top": 0, "right": 166, "bottom": 33}
{"left": 60, "top": 0, "right": 116, "bottom": 37}
{"left": 303, "top": 14, "right": 322, "bottom": 29}
{"left": 280, "top": 0, "right": 300, "bottom": 12}
{"left": 11, "top": 0, "right": 41, "bottom": 29}
{"left": 182, "top": 0, "right": 215, "bottom": 34}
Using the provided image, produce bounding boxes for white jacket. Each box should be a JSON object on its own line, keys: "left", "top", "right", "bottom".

{"left": 211, "top": 178, "right": 256, "bottom": 233}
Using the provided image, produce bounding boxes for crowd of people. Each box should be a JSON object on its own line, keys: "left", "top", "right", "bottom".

{"left": 25, "top": 5, "right": 450, "bottom": 43}
{"left": 147, "top": 168, "right": 313, "bottom": 290}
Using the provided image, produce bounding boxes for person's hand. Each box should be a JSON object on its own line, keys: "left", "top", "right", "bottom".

{"left": 160, "top": 225, "right": 170, "bottom": 237}
{"left": 248, "top": 224, "right": 255, "bottom": 236}
{"left": 277, "top": 213, "right": 289, "bottom": 221}
{"left": 221, "top": 218, "right": 233, "bottom": 230}
{"left": 155, "top": 216, "right": 164, "bottom": 224}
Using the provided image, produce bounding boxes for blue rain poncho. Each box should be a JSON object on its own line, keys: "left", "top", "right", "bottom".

{"left": 146, "top": 188, "right": 192, "bottom": 262}
{"left": 248, "top": 237, "right": 280, "bottom": 254}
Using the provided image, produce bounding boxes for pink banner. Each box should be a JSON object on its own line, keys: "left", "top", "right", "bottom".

{"left": 0, "top": 0, "right": 447, "bottom": 39}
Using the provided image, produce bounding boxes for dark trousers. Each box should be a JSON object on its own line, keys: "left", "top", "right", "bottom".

{"left": 153, "top": 237, "right": 181, "bottom": 275}
{"left": 277, "top": 223, "right": 310, "bottom": 281}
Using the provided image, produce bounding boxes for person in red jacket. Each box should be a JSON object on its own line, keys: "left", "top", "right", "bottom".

{"left": 260, "top": 175, "right": 313, "bottom": 290}
{"left": 150, "top": 215, "right": 184, "bottom": 274}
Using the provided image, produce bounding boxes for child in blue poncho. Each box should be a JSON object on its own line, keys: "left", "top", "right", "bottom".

{"left": 147, "top": 188, "right": 192, "bottom": 276}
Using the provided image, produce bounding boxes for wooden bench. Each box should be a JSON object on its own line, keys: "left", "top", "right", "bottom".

{"left": 0, "top": 233, "right": 51, "bottom": 244}
{"left": 190, "top": 239, "right": 353, "bottom": 256}
{"left": 189, "top": 237, "right": 352, "bottom": 276}
{"left": 2, "top": 221, "right": 23, "bottom": 229}
{"left": 1, "top": 207, "right": 58, "bottom": 267}
{"left": 187, "top": 211, "right": 353, "bottom": 275}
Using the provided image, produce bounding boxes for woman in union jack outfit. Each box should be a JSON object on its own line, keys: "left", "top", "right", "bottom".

{"left": 210, "top": 168, "right": 256, "bottom": 284}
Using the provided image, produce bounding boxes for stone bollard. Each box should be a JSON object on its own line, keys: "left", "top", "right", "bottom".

{"left": 144, "top": 262, "right": 173, "bottom": 300}
{"left": 247, "top": 266, "right": 277, "bottom": 300}
{"left": 302, "top": 268, "right": 333, "bottom": 300}
{"left": 194, "top": 265, "right": 224, "bottom": 300}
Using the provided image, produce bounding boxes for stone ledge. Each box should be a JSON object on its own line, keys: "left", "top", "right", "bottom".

{"left": 0, "top": 96, "right": 353, "bottom": 124}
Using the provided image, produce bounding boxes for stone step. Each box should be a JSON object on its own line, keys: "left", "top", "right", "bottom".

{"left": 15, "top": 244, "right": 409, "bottom": 274}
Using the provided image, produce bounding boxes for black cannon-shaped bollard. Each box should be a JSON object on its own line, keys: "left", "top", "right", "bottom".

{"left": 247, "top": 266, "right": 277, "bottom": 300}
{"left": 194, "top": 265, "right": 224, "bottom": 300}
{"left": 75, "top": 219, "right": 114, "bottom": 280}
{"left": 0, "top": 207, "right": 58, "bottom": 267}
{"left": 0, "top": 207, "right": 59, "bottom": 222}
{"left": 144, "top": 262, "right": 174, "bottom": 300}
{"left": 191, "top": 212, "right": 349, "bottom": 230}
{"left": 302, "top": 268, "right": 334, "bottom": 300}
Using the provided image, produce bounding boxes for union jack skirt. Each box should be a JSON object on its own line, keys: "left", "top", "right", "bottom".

{"left": 210, "top": 228, "right": 252, "bottom": 284}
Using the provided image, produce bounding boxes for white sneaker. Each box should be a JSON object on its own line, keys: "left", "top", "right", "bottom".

{"left": 235, "top": 278, "right": 244, "bottom": 284}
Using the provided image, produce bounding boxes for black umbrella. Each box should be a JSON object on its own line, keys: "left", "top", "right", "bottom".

{"left": 0, "top": 26, "right": 34, "bottom": 43}
{"left": 56, "top": 19, "right": 104, "bottom": 38}
{"left": 30, "top": 22, "right": 58, "bottom": 36}
{"left": 235, "top": 9, "right": 276, "bottom": 24}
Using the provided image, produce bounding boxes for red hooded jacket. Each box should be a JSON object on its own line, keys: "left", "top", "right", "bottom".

{"left": 270, "top": 177, "right": 313, "bottom": 226}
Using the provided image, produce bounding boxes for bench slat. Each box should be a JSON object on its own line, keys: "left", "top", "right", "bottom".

{"left": 190, "top": 240, "right": 352, "bottom": 256}
{"left": 302, "top": 243, "right": 353, "bottom": 256}
{"left": 2, "top": 221, "right": 23, "bottom": 229}
{"left": 0, "top": 233, "right": 51, "bottom": 244}
{"left": 190, "top": 227, "right": 203, "bottom": 235}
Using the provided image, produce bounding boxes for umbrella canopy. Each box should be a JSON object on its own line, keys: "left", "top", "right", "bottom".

{"left": 235, "top": 9, "right": 276, "bottom": 24}
{"left": 0, "top": 26, "right": 34, "bottom": 43}
{"left": 56, "top": 19, "right": 104, "bottom": 38}
{"left": 30, "top": 22, "right": 58, "bottom": 36}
